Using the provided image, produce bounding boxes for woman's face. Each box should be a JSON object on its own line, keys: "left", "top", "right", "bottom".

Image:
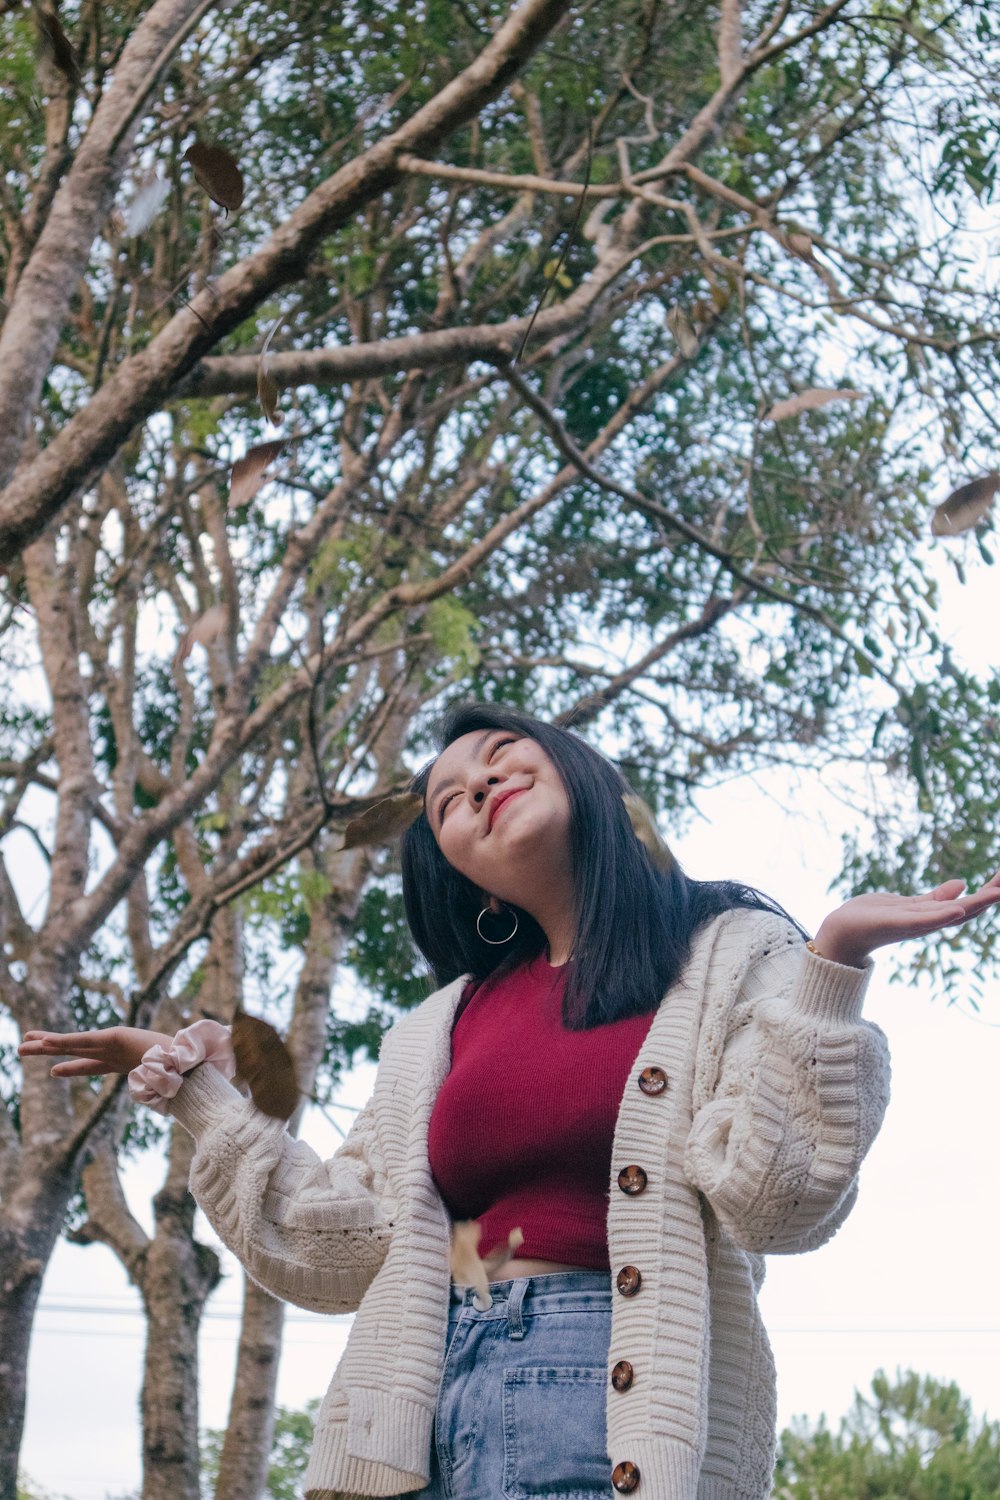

{"left": 424, "top": 728, "right": 573, "bottom": 905}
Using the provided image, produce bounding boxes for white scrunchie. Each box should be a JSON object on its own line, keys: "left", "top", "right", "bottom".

{"left": 128, "top": 1019, "right": 236, "bottom": 1113}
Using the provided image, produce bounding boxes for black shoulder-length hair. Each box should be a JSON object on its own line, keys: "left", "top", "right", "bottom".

{"left": 401, "top": 702, "right": 805, "bottom": 1030}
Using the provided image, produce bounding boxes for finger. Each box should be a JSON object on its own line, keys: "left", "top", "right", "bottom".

{"left": 951, "top": 891, "right": 1000, "bottom": 920}
{"left": 19, "top": 1032, "right": 111, "bottom": 1056}
{"left": 929, "top": 879, "right": 967, "bottom": 902}
{"left": 49, "top": 1059, "right": 111, "bottom": 1077}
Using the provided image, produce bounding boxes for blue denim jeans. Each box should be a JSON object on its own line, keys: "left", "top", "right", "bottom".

{"left": 399, "top": 1272, "right": 614, "bottom": 1499}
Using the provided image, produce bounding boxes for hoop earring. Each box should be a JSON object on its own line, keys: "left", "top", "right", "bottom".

{"left": 476, "top": 905, "right": 519, "bottom": 945}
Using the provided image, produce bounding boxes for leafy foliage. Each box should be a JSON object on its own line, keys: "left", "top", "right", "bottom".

{"left": 201, "top": 1399, "right": 320, "bottom": 1500}
{"left": 774, "top": 1371, "right": 1000, "bottom": 1500}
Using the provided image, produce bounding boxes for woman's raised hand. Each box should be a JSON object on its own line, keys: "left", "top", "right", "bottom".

{"left": 812, "top": 871, "right": 1000, "bottom": 968}
{"left": 17, "top": 1027, "right": 172, "bottom": 1078}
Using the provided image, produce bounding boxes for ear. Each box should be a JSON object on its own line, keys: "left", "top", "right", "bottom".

{"left": 480, "top": 892, "right": 503, "bottom": 914}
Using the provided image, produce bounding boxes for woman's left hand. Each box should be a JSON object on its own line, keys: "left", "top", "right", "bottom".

{"left": 812, "top": 871, "right": 1000, "bottom": 968}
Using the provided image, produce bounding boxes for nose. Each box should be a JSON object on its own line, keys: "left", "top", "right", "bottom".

{"left": 467, "top": 767, "right": 501, "bottom": 806}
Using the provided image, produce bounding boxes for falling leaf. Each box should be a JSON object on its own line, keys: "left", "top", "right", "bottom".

{"left": 450, "top": 1222, "right": 490, "bottom": 1304}
{"left": 765, "top": 387, "right": 864, "bottom": 422}
{"left": 36, "top": 7, "right": 80, "bottom": 83}
{"left": 177, "top": 602, "right": 227, "bottom": 661}
{"left": 450, "top": 1222, "right": 524, "bottom": 1306}
{"left": 623, "top": 792, "right": 673, "bottom": 874}
{"left": 232, "top": 1011, "right": 299, "bottom": 1120}
{"left": 184, "top": 141, "right": 245, "bottom": 211}
{"left": 482, "top": 1226, "right": 524, "bottom": 1277}
{"left": 542, "top": 257, "right": 572, "bottom": 290}
{"left": 930, "top": 473, "right": 1000, "bottom": 538}
{"left": 708, "top": 281, "right": 732, "bottom": 313}
{"left": 257, "top": 359, "right": 281, "bottom": 425}
{"left": 124, "top": 173, "right": 171, "bottom": 238}
{"left": 667, "top": 305, "right": 699, "bottom": 358}
{"left": 228, "top": 440, "right": 286, "bottom": 510}
{"left": 341, "top": 792, "right": 424, "bottom": 850}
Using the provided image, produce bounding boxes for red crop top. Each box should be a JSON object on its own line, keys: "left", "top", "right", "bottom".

{"left": 426, "top": 954, "right": 656, "bottom": 1271}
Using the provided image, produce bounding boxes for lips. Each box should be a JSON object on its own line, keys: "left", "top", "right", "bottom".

{"left": 486, "top": 786, "right": 528, "bottom": 831}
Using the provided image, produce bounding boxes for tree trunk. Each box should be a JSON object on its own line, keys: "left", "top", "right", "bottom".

{"left": 213, "top": 1276, "right": 285, "bottom": 1500}
{"left": 0, "top": 1170, "right": 75, "bottom": 1498}
{"left": 138, "top": 1125, "right": 221, "bottom": 1500}
{"left": 214, "top": 845, "right": 371, "bottom": 1500}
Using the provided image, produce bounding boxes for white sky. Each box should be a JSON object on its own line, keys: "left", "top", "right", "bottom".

{"left": 15, "top": 554, "right": 999, "bottom": 1498}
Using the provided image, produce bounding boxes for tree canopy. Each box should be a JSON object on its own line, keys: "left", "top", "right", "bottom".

{"left": 775, "top": 1370, "right": 1000, "bottom": 1500}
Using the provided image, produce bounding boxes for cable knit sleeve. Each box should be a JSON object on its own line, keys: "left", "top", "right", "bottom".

{"left": 166, "top": 1062, "right": 395, "bottom": 1314}
{"left": 684, "top": 921, "right": 890, "bottom": 1255}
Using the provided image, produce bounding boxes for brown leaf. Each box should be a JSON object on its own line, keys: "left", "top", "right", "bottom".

{"left": 257, "top": 358, "right": 281, "bottom": 426}
{"left": 450, "top": 1222, "right": 490, "bottom": 1305}
{"left": 231, "top": 1011, "right": 299, "bottom": 1121}
{"left": 623, "top": 792, "right": 673, "bottom": 874}
{"left": 36, "top": 6, "right": 80, "bottom": 82}
{"left": 450, "top": 1222, "right": 524, "bottom": 1305}
{"left": 228, "top": 440, "right": 286, "bottom": 511}
{"left": 786, "top": 231, "right": 814, "bottom": 258}
{"left": 667, "top": 304, "right": 699, "bottom": 359}
{"left": 482, "top": 1226, "right": 524, "bottom": 1277}
{"left": 183, "top": 141, "right": 245, "bottom": 212}
{"left": 765, "top": 387, "right": 864, "bottom": 422}
{"left": 341, "top": 792, "right": 424, "bottom": 850}
{"left": 177, "top": 602, "right": 227, "bottom": 661}
{"left": 930, "top": 473, "right": 1000, "bottom": 537}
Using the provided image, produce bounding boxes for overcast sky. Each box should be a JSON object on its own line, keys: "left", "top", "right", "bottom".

{"left": 17, "top": 557, "right": 1000, "bottom": 1500}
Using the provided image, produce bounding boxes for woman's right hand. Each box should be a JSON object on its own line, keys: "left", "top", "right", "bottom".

{"left": 17, "top": 1027, "right": 173, "bottom": 1078}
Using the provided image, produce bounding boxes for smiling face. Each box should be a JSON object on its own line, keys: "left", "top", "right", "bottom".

{"left": 424, "top": 728, "right": 574, "bottom": 914}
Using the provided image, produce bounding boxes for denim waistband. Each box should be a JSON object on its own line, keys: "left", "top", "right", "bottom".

{"left": 449, "top": 1271, "right": 612, "bottom": 1323}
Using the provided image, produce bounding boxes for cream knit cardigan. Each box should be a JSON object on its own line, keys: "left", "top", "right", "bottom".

{"left": 167, "top": 908, "right": 890, "bottom": 1500}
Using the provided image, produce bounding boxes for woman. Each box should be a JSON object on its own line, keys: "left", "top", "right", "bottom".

{"left": 19, "top": 703, "right": 1000, "bottom": 1500}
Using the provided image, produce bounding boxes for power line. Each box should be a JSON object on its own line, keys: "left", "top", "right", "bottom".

{"left": 31, "top": 1298, "right": 1000, "bottom": 1338}
{"left": 35, "top": 1298, "right": 350, "bottom": 1323}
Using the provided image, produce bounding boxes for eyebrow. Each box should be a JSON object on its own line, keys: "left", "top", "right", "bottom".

{"left": 427, "top": 730, "right": 498, "bottom": 825}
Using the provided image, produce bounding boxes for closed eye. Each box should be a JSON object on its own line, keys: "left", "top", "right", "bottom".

{"left": 438, "top": 736, "right": 517, "bottom": 821}
{"left": 439, "top": 789, "right": 459, "bottom": 817}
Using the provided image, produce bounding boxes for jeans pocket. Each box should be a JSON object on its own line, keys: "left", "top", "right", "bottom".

{"left": 502, "top": 1366, "right": 610, "bottom": 1499}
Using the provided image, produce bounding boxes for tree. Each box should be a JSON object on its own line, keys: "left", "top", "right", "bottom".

{"left": 774, "top": 1370, "right": 1000, "bottom": 1500}
{"left": 202, "top": 1399, "right": 319, "bottom": 1500}
{"left": 1, "top": 0, "right": 998, "bottom": 1496}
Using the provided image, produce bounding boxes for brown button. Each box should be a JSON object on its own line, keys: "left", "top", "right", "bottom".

{"left": 611, "top": 1360, "right": 634, "bottom": 1391}
{"left": 638, "top": 1066, "right": 667, "bottom": 1095}
{"left": 617, "top": 1164, "right": 648, "bottom": 1195}
{"left": 612, "top": 1460, "right": 641, "bottom": 1493}
{"left": 616, "top": 1265, "right": 642, "bottom": 1297}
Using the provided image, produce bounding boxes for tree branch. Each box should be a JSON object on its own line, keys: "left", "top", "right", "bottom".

{"left": 69, "top": 1137, "right": 150, "bottom": 1278}
{"left": 717, "top": 0, "right": 743, "bottom": 89}
{"left": 0, "top": 0, "right": 576, "bottom": 562}
{"left": 556, "top": 586, "right": 749, "bottom": 730}
{"left": 495, "top": 361, "right": 895, "bottom": 693}
{"left": 0, "top": 0, "right": 238, "bottom": 492}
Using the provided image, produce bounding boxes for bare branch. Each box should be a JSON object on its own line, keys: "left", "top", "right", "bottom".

{"left": 183, "top": 302, "right": 603, "bottom": 400}
{"left": 718, "top": 0, "right": 743, "bottom": 89}
{"left": 557, "top": 587, "right": 750, "bottom": 730}
{"left": 398, "top": 153, "right": 615, "bottom": 199}
{"left": 69, "top": 1138, "right": 150, "bottom": 1276}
